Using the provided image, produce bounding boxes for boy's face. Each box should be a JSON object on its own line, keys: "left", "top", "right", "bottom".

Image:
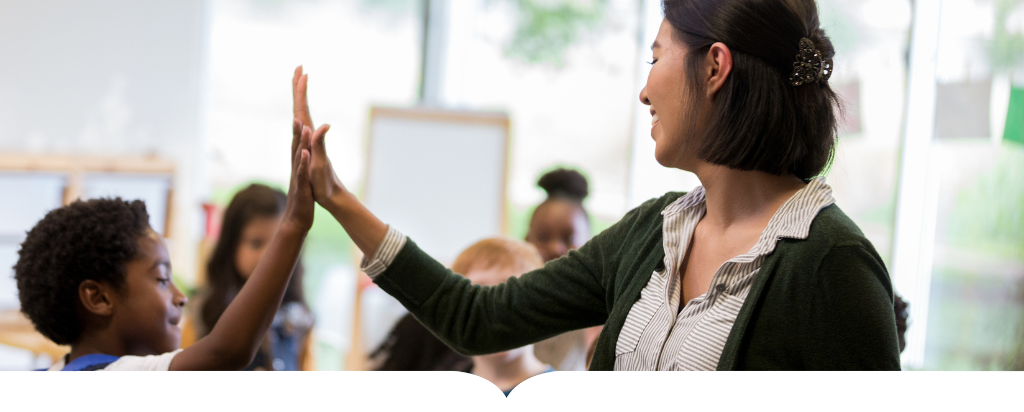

{"left": 113, "top": 228, "right": 187, "bottom": 355}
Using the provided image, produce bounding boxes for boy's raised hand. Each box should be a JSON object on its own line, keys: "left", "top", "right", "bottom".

{"left": 169, "top": 118, "right": 318, "bottom": 371}
{"left": 284, "top": 120, "right": 316, "bottom": 233}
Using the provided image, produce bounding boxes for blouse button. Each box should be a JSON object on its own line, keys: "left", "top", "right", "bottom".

{"left": 715, "top": 284, "right": 727, "bottom": 294}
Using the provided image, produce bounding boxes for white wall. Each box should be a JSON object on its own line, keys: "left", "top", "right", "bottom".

{"left": 0, "top": 0, "right": 210, "bottom": 286}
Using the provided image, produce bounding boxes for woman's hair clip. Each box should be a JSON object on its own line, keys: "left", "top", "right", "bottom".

{"left": 789, "top": 37, "right": 833, "bottom": 86}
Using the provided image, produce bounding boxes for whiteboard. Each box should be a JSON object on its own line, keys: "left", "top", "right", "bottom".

{"left": 364, "top": 107, "right": 509, "bottom": 266}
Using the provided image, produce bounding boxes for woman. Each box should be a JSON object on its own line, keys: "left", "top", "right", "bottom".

{"left": 187, "top": 184, "right": 314, "bottom": 371}
{"left": 291, "top": 0, "right": 899, "bottom": 370}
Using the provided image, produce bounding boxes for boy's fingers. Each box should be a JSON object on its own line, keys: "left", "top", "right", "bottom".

{"left": 291, "top": 118, "right": 302, "bottom": 160}
{"left": 293, "top": 125, "right": 311, "bottom": 171}
{"left": 297, "top": 149, "right": 311, "bottom": 187}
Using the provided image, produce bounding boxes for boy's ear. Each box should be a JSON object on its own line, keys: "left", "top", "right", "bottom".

{"left": 79, "top": 280, "right": 115, "bottom": 317}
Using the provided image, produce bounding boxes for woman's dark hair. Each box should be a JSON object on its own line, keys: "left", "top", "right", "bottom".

{"left": 370, "top": 313, "right": 473, "bottom": 372}
{"left": 200, "top": 184, "right": 307, "bottom": 336}
{"left": 14, "top": 198, "right": 150, "bottom": 345}
{"left": 663, "top": 0, "right": 839, "bottom": 179}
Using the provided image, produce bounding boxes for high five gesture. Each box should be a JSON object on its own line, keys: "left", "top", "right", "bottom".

{"left": 290, "top": 66, "right": 387, "bottom": 258}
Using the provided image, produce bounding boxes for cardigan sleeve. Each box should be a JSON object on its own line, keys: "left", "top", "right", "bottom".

{"left": 810, "top": 244, "right": 902, "bottom": 370}
{"left": 370, "top": 199, "right": 655, "bottom": 356}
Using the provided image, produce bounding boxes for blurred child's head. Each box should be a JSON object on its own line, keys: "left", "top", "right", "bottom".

{"left": 894, "top": 293, "right": 909, "bottom": 353}
{"left": 526, "top": 168, "right": 591, "bottom": 262}
{"left": 202, "top": 183, "right": 306, "bottom": 331}
{"left": 15, "top": 198, "right": 187, "bottom": 354}
{"left": 452, "top": 237, "right": 544, "bottom": 363}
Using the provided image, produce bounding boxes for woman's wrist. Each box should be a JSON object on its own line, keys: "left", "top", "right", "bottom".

{"left": 325, "top": 190, "right": 358, "bottom": 219}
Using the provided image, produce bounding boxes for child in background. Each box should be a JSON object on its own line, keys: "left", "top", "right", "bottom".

{"left": 186, "top": 183, "right": 314, "bottom": 371}
{"left": 14, "top": 120, "right": 320, "bottom": 371}
{"left": 451, "top": 238, "right": 551, "bottom": 396}
{"left": 368, "top": 237, "right": 550, "bottom": 394}
{"left": 526, "top": 168, "right": 601, "bottom": 371}
{"left": 368, "top": 313, "right": 473, "bottom": 372}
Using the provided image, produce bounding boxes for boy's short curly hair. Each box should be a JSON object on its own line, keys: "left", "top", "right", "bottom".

{"left": 14, "top": 198, "right": 151, "bottom": 345}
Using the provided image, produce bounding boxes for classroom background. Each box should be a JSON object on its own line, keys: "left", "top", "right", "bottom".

{"left": 1, "top": 0, "right": 1022, "bottom": 371}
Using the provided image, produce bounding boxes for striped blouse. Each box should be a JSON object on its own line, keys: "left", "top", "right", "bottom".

{"left": 615, "top": 177, "right": 835, "bottom": 370}
{"left": 362, "top": 177, "right": 835, "bottom": 371}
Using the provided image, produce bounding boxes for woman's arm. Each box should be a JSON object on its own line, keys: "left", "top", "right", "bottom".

{"left": 169, "top": 121, "right": 318, "bottom": 370}
{"left": 293, "top": 66, "right": 387, "bottom": 256}
{"left": 294, "top": 67, "right": 619, "bottom": 354}
{"left": 809, "top": 244, "right": 901, "bottom": 370}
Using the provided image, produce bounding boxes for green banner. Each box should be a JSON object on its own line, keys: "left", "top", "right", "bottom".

{"left": 1005, "top": 86, "right": 1024, "bottom": 145}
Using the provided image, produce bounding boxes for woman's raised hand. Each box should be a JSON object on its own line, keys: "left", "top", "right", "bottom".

{"left": 292, "top": 66, "right": 314, "bottom": 130}
{"left": 288, "top": 66, "right": 388, "bottom": 257}
{"left": 290, "top": 66, "right": 349, "bottom": 206}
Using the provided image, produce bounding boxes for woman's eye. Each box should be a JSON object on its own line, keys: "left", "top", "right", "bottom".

{"left": 647, "top": 58, "right": 658, "bottom": 65}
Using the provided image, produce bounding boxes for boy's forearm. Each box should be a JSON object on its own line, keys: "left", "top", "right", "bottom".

{"left": 324, "top": 191, "right": 387, "bottom": 259}
{"left": 177, "top": 225, "right": 306, "bottom": 370}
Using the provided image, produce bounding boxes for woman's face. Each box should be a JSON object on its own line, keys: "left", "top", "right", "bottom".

{"left": 640, "top": 19, "right": 698, "bottom": 170}
{"left": 234, "top": 216, "right": 280, "bottom": 279}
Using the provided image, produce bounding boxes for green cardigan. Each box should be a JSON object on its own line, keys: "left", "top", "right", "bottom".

{"left": 372, "top": 192, "right": 902, "bottom": 370}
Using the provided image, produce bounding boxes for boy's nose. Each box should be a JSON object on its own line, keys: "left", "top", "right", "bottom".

{"left": 171, "top": 283, "right": 188, "bottom": 307}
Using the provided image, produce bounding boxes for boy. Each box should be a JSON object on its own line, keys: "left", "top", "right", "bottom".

{"left": 14, "top": 119, "right": 322, "bottom": 371}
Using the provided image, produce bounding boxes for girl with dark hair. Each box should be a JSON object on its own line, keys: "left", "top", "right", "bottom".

{"left": 292, "top": 0, "right": 899, "bottom": 371}
{"left": 188, "top": 183, "right": 314, "bottom": 371}
{"left": 526, "top": 168, "right": 591, "bottom": 263}
{"left": 526, "top": 168, "right": 601, "bottom": 371}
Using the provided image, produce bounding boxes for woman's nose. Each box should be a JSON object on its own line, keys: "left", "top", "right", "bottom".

{"left": 640, "top": 86, "right": 650, "bottom": 105}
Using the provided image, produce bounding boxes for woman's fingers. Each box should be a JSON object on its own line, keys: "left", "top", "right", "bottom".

{"left": 311, "top": 124, "right": 331, "bottom": 156}
{"left": 292, "top": 68, "right": 313, "bottom": 127}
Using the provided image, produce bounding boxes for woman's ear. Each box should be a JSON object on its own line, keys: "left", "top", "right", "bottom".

{"left": 705, "top": 42, "right": 733, "bottom": 97}
{"left": 79, "top": 279, "right": 115, "bottom": 317}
